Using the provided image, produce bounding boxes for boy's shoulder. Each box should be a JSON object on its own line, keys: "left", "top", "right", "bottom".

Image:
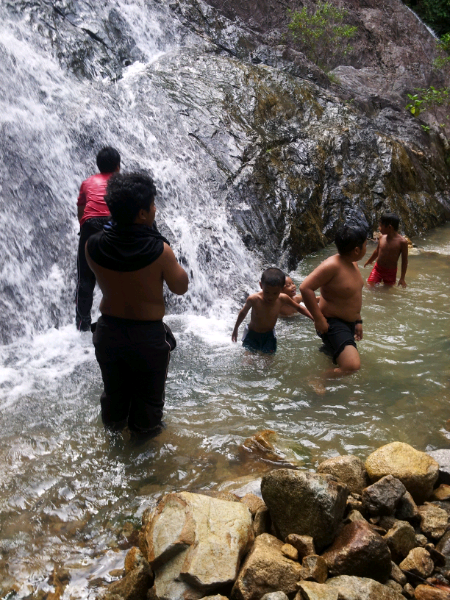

{"left": 247, "top": 291, "right": 263, "bottom": 302}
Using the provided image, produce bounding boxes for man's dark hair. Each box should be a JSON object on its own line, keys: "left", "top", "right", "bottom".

{"left": 380, "top": 212, "right": 400, "bottom": 231}
{"left": 105, "top": 172, "right": 157, "bottom": 226}
{"left": 261, "top": 267, "right": 286, "bottom": 288}
{"left": 335, "top": 224, "right": 367, "bottom": 255}
{"left": 96, "top": 146, "right": 121, "bottom": 173}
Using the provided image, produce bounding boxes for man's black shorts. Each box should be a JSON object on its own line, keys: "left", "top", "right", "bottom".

{"left": 317, "top": 317, "right": 357, "bottom": 364}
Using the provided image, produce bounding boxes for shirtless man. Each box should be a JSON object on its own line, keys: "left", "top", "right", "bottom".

{"left": 86, "top": 172, "right": 188, "bottom": 435}
{"left": 231, "top": 268, "right": 312, "bottom": 354}
{"left": 364, "top": 212, "right": 408, "bottom": 288}
{"left": 300, "top": 225, "right": 367, "bottom": 375}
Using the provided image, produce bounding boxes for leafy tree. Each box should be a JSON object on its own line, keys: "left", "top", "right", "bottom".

{"left": 287, "top": 2, "right": 357, "bottom": 71}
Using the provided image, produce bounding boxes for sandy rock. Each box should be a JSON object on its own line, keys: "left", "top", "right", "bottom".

{"left": 260, "top": 593, "right": 289, "bottom": 600}
{"left": 124, "top": 547, "right": 148, "bottom": 574}
{"left": 325, "top": 575, "right": 404, "bottom": 599}
{"left": 389, "top": 561, "right": 407, "bottom": 585}
{"left": 261, "top": 469, "right": 348, "bottom": 552}
{"left": 395, "top": 491, "right": 420, "bottom": 520}
{"left": 286, "top": 535, "right": 315, "bottom": 559}
{"left": 365, "top": 443, "right": 439, "bottom": 504}
{"left": 345, "top": 510, "right": 367, "bottom": 524}
{"left": 385, "top": 579, "right": 403, "bottom": 593}
{"left": 240, "top": 493, "right": 265, "bottom": 516}
{"left": 295, "top": 581, "right": 339, "bottom": 600}
{"left": 399, "top": 547, "right": 434, "bottom": 579}
{"left": 321, "top": 521, "right": 391, "bottom": 582}
{"left": 346, "top": 494, "right": 364, "bottom": 514}
{"left": 299, "top": 555, "right": 328, "bottom": 583}
{"left": 432, "top": 485, "right": 450, "bottom": 502}
{"left": 403, "top": 582, "right": 415, "bottom": 598}
{"left": 362, "top": 475, "right": 407, "bottom": 516}
{"left": 253, "top": 506, "right": 270, "bottom": 537}
{"left": 414, "top": 584, "right": 450, "bottom": 600}
{"left": 417, "top": 534, "right": 430, "bottom": 547}
{"left": 231, "top": 533, "right": 303, "bottom": 600}
{"left": 145, "top": 492, "right": 253, "bottom": 598}
{"left": 317, "top": 455, "right": 369, "bottom": 495}
{"left": 281, "top": 543, "right": 299, "bottom": 561}
{"left": 383, "top": 520, "right": 416, "bottom": 561}
{"left": 106, "top": 563, "right": 153, "bottom": 600}
{"left": 419, "top": 503, "right": 449, "bottom": 540}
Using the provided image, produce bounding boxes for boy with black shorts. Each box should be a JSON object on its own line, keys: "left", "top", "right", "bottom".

{"left": 232, "top": 268, "right": 312, "bottom": 354}
{"left": 300, "top": 225, "right": 367, "bottom": 375}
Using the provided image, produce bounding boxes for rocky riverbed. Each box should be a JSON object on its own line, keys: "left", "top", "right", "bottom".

{"left": 85, "top": 441, "right": 450, "bottom": 600}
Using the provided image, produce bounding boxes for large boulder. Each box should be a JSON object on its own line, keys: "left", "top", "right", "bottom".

{"left": 143, "top": 492, "right": 253, "bottom": 599}
{"left": 321, "top": 521, "right": 392, "bottom": 583}
{"left": 325, "top": 575, "right": 405, "bottom": 599}
{"left": 261, "top": 469, "right": 348, "bottom": 551}
{"left": 231, "top": 533, "right": 303, "bottom": 600}
{"left": 317, "top": 455, "right": 369, "bottom": 495}
{"left": 365, "top": 443, "right": 439, "bottom": 504}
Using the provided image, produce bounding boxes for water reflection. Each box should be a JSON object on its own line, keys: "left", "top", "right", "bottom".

{"left": 1, "top": 224, "right": 450, "bottom": 597}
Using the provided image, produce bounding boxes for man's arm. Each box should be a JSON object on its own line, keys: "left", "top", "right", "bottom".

{"left": 398, "top": 240, "right": 408, "bottom": 288}
{"left": 232, "top": 297, "right": 252, "bottom": 342}
{"left": 160, "top": 244, "right": 189, "bottom": 295}
{"left": 280, "top": 294, "right": 313, "bottom": 320}
{"left": 364, "top": 242, "right": 379, "bottom": 267}
{"left": 299, "top": 260, "right": 338, "bottom": 334}
{"left": 77, "top": 205, "right": 85, "bottom": 222}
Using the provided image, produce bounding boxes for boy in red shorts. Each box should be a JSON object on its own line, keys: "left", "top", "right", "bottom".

{"left": 365, "top": 212, "right": 408, "bottom": 288}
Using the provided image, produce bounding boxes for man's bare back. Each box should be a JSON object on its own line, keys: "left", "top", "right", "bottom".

{"left": 86, "top": 242, "right": 187, "bottom": 321}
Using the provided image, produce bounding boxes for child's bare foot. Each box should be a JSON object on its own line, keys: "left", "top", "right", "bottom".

{"left": 308, "top": 377, "right": 326, "bottom": 395}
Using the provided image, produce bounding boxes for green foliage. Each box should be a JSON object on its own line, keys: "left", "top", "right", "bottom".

{"left": 287, "top": 2, "right": 357, "bottom": 71}
{"left": 403, "top": 0, "right": 450, "bottom": 37}
{"left": 406, "top": 86, "right": 450, "bottom": 139}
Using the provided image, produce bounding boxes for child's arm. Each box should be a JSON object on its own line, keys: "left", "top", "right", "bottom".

{"left": 280, "top": 294, "right": 313, "bottom": 320}
{"left": 232, "top": 297, "right": 252, "bottom": 342}
{"left": 398, "top": 239, "right": 408, "bottom": 288}
{"left": 364, "top": 242, "right": 379, "bottom": 267}
{"left": 299, "top": 261, "right": 337, "bottom": 334}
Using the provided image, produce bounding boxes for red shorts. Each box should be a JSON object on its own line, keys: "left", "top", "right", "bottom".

{"left": 367, "top": 263, "right": 397, "bottom": 286}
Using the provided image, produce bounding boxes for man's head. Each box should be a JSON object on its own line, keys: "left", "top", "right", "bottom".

{"left": 379, "top": 212, "right": 400, "bottom": 232}
{"left": 260, "top": 268, "right": 286, "bottom": 302}
{"left": 335, "top": 224, "right": 368, "bottom": 258}
{"left": 96, "top": 146, "right": 121, "bottom": 174}
{"left": 105, "top": 172, "right": 157, "bottom": 226}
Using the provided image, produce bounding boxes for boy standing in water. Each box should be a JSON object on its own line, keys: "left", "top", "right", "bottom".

{"left": 364, "top": 212, "right": 408, "bottom": 287}
{"left": 279, "top": 276, "right": 320, "bottom": 317}
{"left": 300, "top": 225, "right": 367, "bottom": 375}
{"left": 232, "top": 268, "right": 312, "bottom": 354}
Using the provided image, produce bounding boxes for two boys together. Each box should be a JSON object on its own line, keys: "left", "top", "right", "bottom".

{"left": 232, "top": 213, "right": 408, "bottom": 376}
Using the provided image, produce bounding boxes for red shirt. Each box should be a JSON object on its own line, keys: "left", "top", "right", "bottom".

{"left": 77, "top": 172, "right": 113, "bottom": 227}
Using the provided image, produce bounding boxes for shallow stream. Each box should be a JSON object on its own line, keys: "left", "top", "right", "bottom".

{"left": 1, "top": 223, "right": 449, "bottom": 598}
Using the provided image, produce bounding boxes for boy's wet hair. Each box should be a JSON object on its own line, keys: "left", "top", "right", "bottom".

{"left": 380, "top": 212, "right": 400, "bottom": 231}
{"left": 335, "top": 224, "right": 368, "bottom": 255}
{"left": 261, "top": 267, "right": 286, "bottom": 288}
{"left": 105, "top": 172, "right": 156, "bottom": 226}
{"left": 97, "top": 146, "right": 121, "bottom": 174}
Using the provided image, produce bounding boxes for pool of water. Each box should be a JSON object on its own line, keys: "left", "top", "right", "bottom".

{"left": 1, "top": 224, "right": 449, "bottom": 598}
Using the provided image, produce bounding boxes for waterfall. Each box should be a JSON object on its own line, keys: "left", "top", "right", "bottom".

{"left": 0, "top": 0, "right": 258, "bottom": 346}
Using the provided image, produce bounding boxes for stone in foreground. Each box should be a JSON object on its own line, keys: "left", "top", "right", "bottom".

{"left": 325, "top": 575, "right": 405, "bottom": 599}
{"left": 144, "top": 492, "right": 253, "bottom": 598}
{"left": 365, "top": 443, "right": 439, "bottom": 504}
{"left": 399, "top": 547, "right": 434, "bottom": 579}
{"left": 231, "top": 533, "right": 303, "bottom": 600}
{"left": 317, "top": 455, "right": 369, "bottom": 495}
{"left": 261, "top": 469, "right": 348, "bottom": 551}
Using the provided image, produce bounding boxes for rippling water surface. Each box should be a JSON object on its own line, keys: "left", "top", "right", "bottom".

{"left": 1, "top": 224, "right": 449, "bottom": 598}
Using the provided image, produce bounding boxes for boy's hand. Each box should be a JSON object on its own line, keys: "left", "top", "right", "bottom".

{"left": 314, "top": 316, "right": 329, "bottom": 335}
{"left": 355, "top": 323, "right": 363, "bottom": 341}
{"left": 398, "top": 278, "right": 407, "bottom": 288}
{"left": 231, "top": 330, "right": 238, "bottom": 342}
{"left": 364, "top": 260, "right": 372, "bottom": 268}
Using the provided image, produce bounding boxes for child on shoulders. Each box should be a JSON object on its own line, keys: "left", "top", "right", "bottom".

{"left": 364, "top": 212, "right": 408, "bottom": 287}
{"left": 232, "top": 268, "right": 313, "bottom": 354}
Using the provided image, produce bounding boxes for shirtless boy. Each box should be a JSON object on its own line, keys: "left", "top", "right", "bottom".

{"left": 300, "top": 225, "right": 367, "bottom": 375}
{"left": 86, "top": 172, "right": 188, "bottom": 434}
{"left": 279, "top": 276, "right": 320, "bottom": 317}
{"left": 365, "top": 212, "right": 408, "bottom": 287}
{"left": 232, "top": 268, "right": 313, "bottom": 354}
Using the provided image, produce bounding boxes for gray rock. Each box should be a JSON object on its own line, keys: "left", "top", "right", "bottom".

{"left": 261, "top": 469, "right": 348, "bottom": 552}
{"left": 326, "top": 575, "right": 404, "bottom": 599}
{"left": 362, "top": 475, "right": 407, "bottom": 516}
{"left": 317, "top": 455, "right": 369, "bottom": 495}
{"left": 383, "top": 520, "right": 417, "bottom": 562}
{"left": 427, "top": 450, "right": 450, "bottom": 486}
{"left": 395, "top": 491, "right": 420, "bottom": 521}
{"left": 321, "top": 521, "right": 391, "bottom": 583}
